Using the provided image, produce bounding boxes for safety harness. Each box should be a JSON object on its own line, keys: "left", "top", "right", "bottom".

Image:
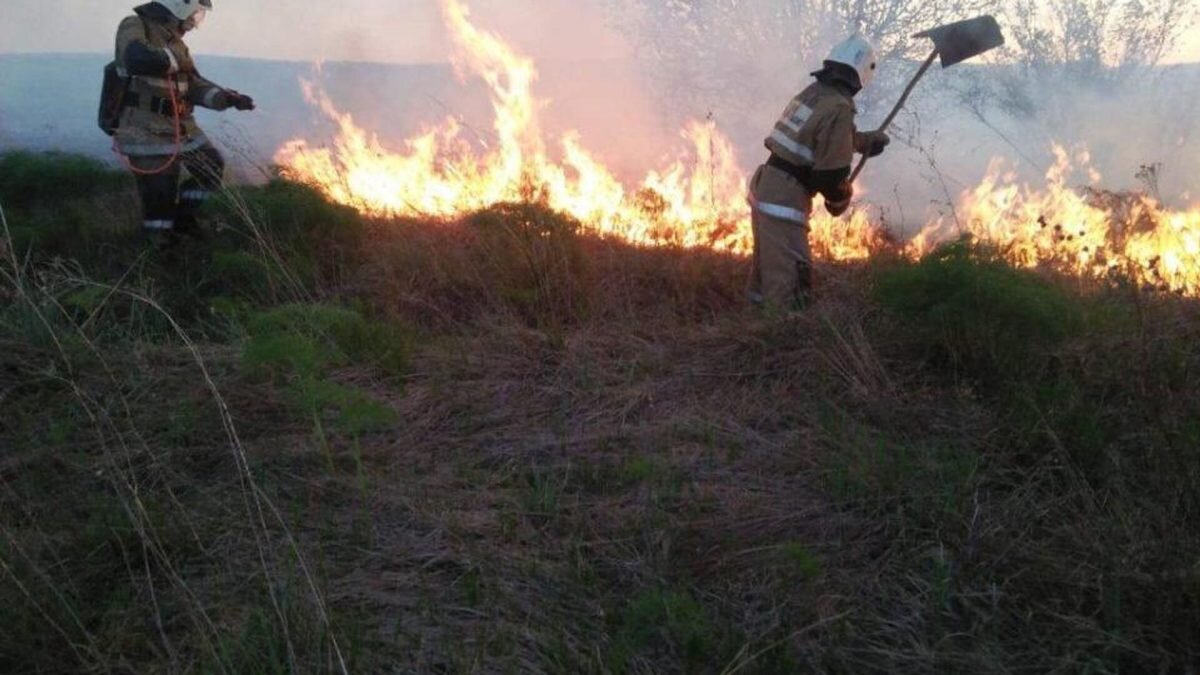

{"left": 766, "top": 154, "right": 813, "bottom": 187}
{"left": 109, "top": 15, "right": 185, "bottom": 177}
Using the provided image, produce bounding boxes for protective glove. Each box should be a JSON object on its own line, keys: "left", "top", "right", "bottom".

{"left": 863, "top": 130, "right": 890, "bottom": 158}
{"left": 222, "top": 90, "right": 256, "bottom": 111}
{"left": 826, "top": 180, "right": 854, "bottom": 217}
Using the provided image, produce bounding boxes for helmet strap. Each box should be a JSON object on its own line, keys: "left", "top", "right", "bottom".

{"left": 814, "top": 62, "right": 863, "bottom": 95}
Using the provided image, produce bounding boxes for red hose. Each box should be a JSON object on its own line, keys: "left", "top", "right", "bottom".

{"left": 113, "top": 74, "right": 183, "bottom": 176}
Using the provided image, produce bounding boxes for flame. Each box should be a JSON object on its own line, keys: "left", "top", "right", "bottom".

{"left": 276, "top": 0, "right": 1200, "bottom": 296}
{"left": 913, "top": 147, "right": 1200, "bottom": 295}
{"left": 275, "top": 0, "right": 879, "bottom": 259}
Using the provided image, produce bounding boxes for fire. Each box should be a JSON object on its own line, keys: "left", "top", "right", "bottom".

{"left": 276, "top": 0, "right": 1200, "bottom": 296}
{"left": 274, "top": 0, "right": 879, "bottom": 259}
{"left": 914, "top": 147, "right": 1200, "bottom": 295}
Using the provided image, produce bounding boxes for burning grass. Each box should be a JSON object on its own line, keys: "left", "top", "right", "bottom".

{"left": 274, "top": 0, "right": 1200, "bottom": 303}
{"left": 2, "top": 152, "right": 1200, "bottom": 672}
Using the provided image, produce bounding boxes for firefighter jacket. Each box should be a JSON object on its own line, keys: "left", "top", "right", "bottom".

{"left": 113, "top": 6, "right": 233, "bottom": 157}
{"left": 754, "top": 81, "right": 877, "bottom": 223}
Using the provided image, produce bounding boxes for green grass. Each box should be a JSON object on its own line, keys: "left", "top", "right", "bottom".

{"left": 822, "top": 419, "right": 981, "bottom": 525}
{"left": 215, "top": 179, "right": 366, "bottom": 291}
{"left": 608, "top": 587, "right": 719, "bottom": 672}
{"left": 245, "top": 303, "right": 411, "bottom": 376}
{"left": 0, "top": 151, "right": 130, "bottom": 209}
{"left": 242, "top": 303, "right": 411, "bottom": 436}
{"left": 0, "top": 152, "right": 137, "bottom": 265}
{"left": 780, "top": 542, "right": 823, "bottom": 581}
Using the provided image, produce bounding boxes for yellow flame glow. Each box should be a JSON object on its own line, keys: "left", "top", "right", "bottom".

{"left": 914, "top": 147, "right": 1200, "bottom": 295}
{"left": 274, "top": 0, "right": 878, "bottom": 258}
{"left": 276, "top": 0, "right": 1200, "bottom": 296}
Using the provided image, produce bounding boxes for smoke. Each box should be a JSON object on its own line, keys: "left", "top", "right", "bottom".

{"left": 5, "top": 0, "right": 1198, "bottom": 218}
{"left": 220, "top": 0, "right": 1200, "bottom": 222}
{"left": 263, "top": 0, "right": 679, "bottom": 186}
{"left": 601, "top": 0, "right": 1200, "bottom": 223}
{"left": 960, "top": 65, "right": 1200, "bottom": 200}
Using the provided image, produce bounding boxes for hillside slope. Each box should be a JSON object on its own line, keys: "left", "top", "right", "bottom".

{"left": 1, "top": 152, "right": 1198, "bottom": 673}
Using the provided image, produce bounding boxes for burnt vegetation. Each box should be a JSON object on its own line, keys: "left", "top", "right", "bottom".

{"left": 2, "top": 151, "right": 1199, "bottom": 673}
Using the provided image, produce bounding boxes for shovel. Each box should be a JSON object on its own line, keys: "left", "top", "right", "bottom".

{"left": 850, "top": 15, "right": 1006, "bottom": 182}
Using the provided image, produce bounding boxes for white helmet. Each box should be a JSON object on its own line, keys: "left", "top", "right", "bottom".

{"left": 825, "top": 35, "right": 878, "bottom": 90}
{"left": 153, "top": 0, "right": 212, "bottom": 23}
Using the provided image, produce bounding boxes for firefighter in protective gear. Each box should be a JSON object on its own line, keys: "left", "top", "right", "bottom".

{"left": 747, "top": 35, "right": 891, "bottom": 309}
{"left": 113, "top": 0, "right": 255, "bottom": 241}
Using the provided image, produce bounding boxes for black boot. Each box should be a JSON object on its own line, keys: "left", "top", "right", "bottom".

{"left": 143, "top": 227, "right": 181, "bottom": 253}
{"left": 172, "top": 214, "right": 211, "bottom": 243}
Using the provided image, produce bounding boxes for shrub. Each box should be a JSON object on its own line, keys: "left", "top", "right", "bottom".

{"left": 874, "top": 241, "right": 1082, "bottom": 384}
{"left": 0, "top": 153, "right": 139, "bottom": 266}
{"left": 465, "top": 201, "right": 589, "bottom": 327}
{"left": 218, "top": 179, "right": 365, "bottom": 290}
{"left": 0, "top": 152, "right": 128, "bottom": 209}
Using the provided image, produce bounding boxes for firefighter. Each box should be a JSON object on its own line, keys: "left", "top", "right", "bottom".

{"left": 113, "top": 0, "right": 255, "bottom": 244}
{"left": 747, "top": 35, "right": 890, "bottom": 309}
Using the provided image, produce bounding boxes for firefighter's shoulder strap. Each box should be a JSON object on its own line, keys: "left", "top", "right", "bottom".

{"left": 98, "top": 16, "right": 151, "bottom": 137}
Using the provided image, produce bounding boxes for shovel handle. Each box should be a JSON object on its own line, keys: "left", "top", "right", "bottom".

{"left": 849, "top": 48, "right": 939, "bottom": 183}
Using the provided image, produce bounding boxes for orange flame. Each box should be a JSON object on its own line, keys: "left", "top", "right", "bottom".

{"left": 913, "top": 147, "right": 1200, "bottom": 295}
{"left": 274, "top": 0, "right": 878, "bottom": 258}
{"left": 276, "top": 0, "right": 1200, "bottom": 296}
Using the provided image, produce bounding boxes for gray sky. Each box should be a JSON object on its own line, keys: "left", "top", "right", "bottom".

{"left": 0, "top": 0, "right": 631, "bottom": 63}
{"left": 1, "top": 1, "right": 1196, "bottom": 64}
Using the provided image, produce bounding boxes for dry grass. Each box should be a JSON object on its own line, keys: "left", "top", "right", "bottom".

{"left": 2, "top": 158, "right": 1199, "bottom": 673}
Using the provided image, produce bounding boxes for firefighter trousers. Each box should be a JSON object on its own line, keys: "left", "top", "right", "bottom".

{"left": 746, "top": 164, "right": 813, "bottom": 310}
{"left": 130, "top": 143, "right": 225, "bottom": 233}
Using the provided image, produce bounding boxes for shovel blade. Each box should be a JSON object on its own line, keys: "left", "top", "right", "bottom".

{"left": 915, "top": 15, "right": 1006, "bottom": 68}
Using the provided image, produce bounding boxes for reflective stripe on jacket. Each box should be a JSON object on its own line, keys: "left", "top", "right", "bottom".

{"left": 764, "top": 82, "right": 867, "bottom": 172}
{"left": 747, "top": 164, "right": 813, "bottom": 226}
{"left": 757, "top": 81, "right": 883, "bottom": 219}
